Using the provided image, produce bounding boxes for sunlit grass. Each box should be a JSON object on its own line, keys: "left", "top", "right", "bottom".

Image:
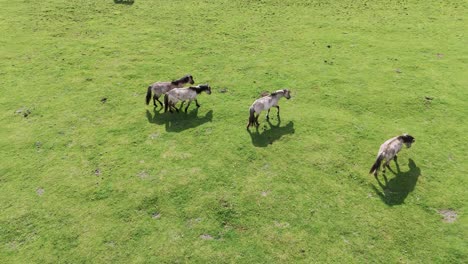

{"left": 0, "top": 0, "right": 466, "bottom": 262}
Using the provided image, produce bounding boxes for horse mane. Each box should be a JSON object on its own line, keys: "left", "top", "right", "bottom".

{"left": 399, "top": 134, "right": 415, "bottom": 143}
{"left": 171, "top": 75, "right": 191, "bottom": 85}
{"left": 189, "top": 84, "right": 209, "bottom": 94}
{"left": 270, "top": 90, "right": 284, "bottom": 96}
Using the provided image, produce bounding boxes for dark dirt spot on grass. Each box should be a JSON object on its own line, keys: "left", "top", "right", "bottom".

{"left": 100, "top": 97, "right": 107, "bottom": 103}
{"left": 200, "top": 234, "right": 214, "bottom": 240}
{"left": 94, "top": 169, "right": 101, "bottom": 176}
{"left": 327, "top": 45, "right": 331, "bottom": 48}
{"left": 16, "top": 108, "right": 31, "bottom": 117}
{"left": 114, "top": 0, "right": 134, "bottom": 5}
{"left": 152, "top": 212, "right": 161, "bottom": 219}
{"left": 36, "top": 188, "right": 44, "bottom": 196}
{"left": 438, "top": 209, "right": 457, "bottom": 223}
{"left": 35, "top": 141, "right": 42, "bottom": 148}
{"left": 424, "top": 96, "right": 433, "bottom": 107}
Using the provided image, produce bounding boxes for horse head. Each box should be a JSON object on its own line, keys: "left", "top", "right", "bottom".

{"left": 402, "top": 134, "right": 415, "bottom": 148}
{"left": 187, "top": 75, "right": 195, "bottom": 84}
{"left": 200, "top": 84, "right": 211, "bottom": 94}
{"left": 283, "top": 89, "right": 291, "bottom": 99}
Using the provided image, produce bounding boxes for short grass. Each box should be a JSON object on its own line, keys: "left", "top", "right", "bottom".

{"left": 1, "top": 0, "right": 467, "bottom": 263}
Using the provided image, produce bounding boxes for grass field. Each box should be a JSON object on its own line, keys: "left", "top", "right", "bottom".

{"left": 1, "top": 0, "right": 467, "bottom": 263}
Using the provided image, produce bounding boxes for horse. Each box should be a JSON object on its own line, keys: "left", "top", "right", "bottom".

{"left": 246, "top": 89, "right": 291, "bottom": 129}
{"left": 369, "top": 134, "right": 415, "bottom": 177}
{"left": 145, "top": 74, "right": 194, "bottom": 108}
{"left": 164, "top": 84, "right": 212, "bottom": 113}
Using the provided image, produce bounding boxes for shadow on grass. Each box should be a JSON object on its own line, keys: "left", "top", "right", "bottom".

{"left": 114, "top": 0, "right": 134, "bottom": 5}
{"left": 247, "top": 118, "right": 295, "bottom": 147}
{"left": 371, "top": 158, "right": 421, "bottom": 206}
{"left": 146, "top": 107, "right": 212, "bottom": 132}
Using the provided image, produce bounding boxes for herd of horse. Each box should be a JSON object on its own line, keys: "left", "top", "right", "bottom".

{"left": 145, "top": 74, "right": 415, "bottom": 179}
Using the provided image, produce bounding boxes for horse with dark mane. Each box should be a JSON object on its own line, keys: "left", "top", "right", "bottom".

{"left": 145, "top": 74, "right": 194, "bottom": 108}
{"left": 164, "top": 84, "right": 212, "bottom": 113}
{"left": 369, "top": 134, "right": 415, "bottom": 177}
{"left": 247, "top": 89, "right": 291, "bottom": 129}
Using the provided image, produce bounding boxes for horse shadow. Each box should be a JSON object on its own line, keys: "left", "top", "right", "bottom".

{"left": 371, "top": 158, "right": 421, "bottom": 206}
{"left": 247, "top": 118, "right": 295, "bottom": 147}
{"left": 146, "top": 107, "right": 213, "bottom": 132}
{"left": 114, "top": 0, "right": 134, "bottom": 5}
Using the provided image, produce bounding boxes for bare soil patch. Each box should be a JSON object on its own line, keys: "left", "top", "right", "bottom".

{"left": 438, "top": 209, "right": 457, "bottom": 223}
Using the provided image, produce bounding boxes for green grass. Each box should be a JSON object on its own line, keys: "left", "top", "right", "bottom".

{"left": 1, "top": 0, "right": 467, "bottom": 262}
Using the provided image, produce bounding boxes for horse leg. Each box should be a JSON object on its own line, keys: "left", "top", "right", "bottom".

{"left": 179, "top": 101, "right": 185, "bottom": 112}
{"left": 168, "top": 102, "right": 174, "bottom": 113}
{"left": 195, "top": 99, "right": 200, "bottom": 108}
{"left": 185, "top": 100, "right": 192, "bottom": 113}
{"left": 276, "top": 105, "right": 280, "bottom": 117}
{"left": 266, "top": 109, "right": 270, "bottom": 120}
{"left": 153, "top": 94, "right": 164, "bottom": 108}
{"left": 382, "top": 160, "right": 389, "bottom": 174}
{"left": 157, "top": 97, "right": 165, "bottom": 109}
{"left": 382, "top": 174, "right": 389, "bottom": 185}
{"left": 255, "top": 114, "right": 260, "bottom": 127}
{"left": 394, "top": 155, "right": 400, "bottom": 172}
{"left": 153, "top": 95, "right": 159, "bottom": 107}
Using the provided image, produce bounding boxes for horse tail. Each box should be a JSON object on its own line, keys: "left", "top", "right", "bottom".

{"left": 247, "top": 107, "right": 255, "bottom": 128}
{"left": 369, "top": 154, "right": 384, "bottom": 175}
{"left": 164, "top": 94, "right": 169, "bottom": 112}
{"left": 145, "top": 86, "right": 152, "bottom": 105}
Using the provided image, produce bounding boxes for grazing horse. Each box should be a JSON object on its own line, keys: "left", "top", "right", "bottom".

{"left": 145, "top": 74, "right": 194, "bottom": 108}
{"left": 369, "top": 134, "right": 415, "bottom": 177}
{"left": 164, "top": 84, "right": 212, "bottom": 113}
{"left": 247, "top": 89, "right": 291, "bottom": 129}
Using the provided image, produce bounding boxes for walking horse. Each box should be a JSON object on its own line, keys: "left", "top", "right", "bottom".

{"left": 247, "top": 89, "right": 291, "bottom": 129}
{"left": 146, "top": 74, "right": 194, "bottom": 108}
{"left": 164, "top": 84, "right": 212, "bottom": 113}
{"left": 369, "top": 134, "right": 415, "bottom": 177}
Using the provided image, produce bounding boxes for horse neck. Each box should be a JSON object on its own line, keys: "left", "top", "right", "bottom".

{"left": 272, "top": 91, "right": 285, "bottom": 101}
{"left": 177, "top": 76, "right": 190, "bottom": 85}
{"left": 171, "top": 81, "right": 184, "bottom": 88}
{"left": 189, "top": 87, "right": 203, "bottom": 94}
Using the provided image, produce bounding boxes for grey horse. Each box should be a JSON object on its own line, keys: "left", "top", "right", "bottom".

{"left": 146, "top": 74, "right": 194, "bottom": 108}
